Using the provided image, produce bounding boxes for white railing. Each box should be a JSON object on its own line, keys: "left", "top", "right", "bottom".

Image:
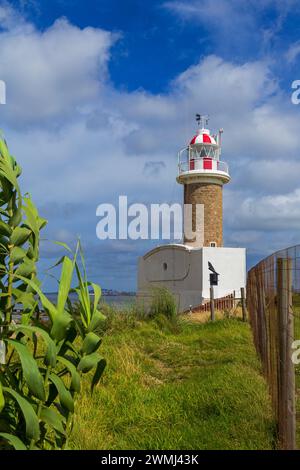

{"left": 178, "top": 158, "right": 229, "bottom": 175}
{"left": 178, "top": 146, "right": 220, "bottom": 162}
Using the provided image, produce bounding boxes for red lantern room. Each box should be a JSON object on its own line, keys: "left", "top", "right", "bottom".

{"left": 177, "top": 115, "right": 230, "bottom": 185}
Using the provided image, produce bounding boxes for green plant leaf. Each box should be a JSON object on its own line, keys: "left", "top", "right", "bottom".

{"left": 0, "top": 207, "right": 9, "bottom": 216}
{"left": 13, "top": 290, "right": 36, "bottom": 312}
{"left": 0, "top": 264, "right": 7, "bottom": 276}
{"left": 77, "top": 352, "right": 104, "bottom": 374}
{"left": 15, "top": 257, "right": 36, "bottom": 278}
{"left": 74, "top": 251, "right": 91, "bottom": 327}
{"left": 23, "top": 197, "right": 39, "bottom": 238}
{"left": 91, "top": 359, "right": 106, "bottom": 393}
{"left": 48, "top": 374, "right": 74, "bottom": 412}
{"left": 0, "top": 138, "right": 10, "bottom": 160}
{"left": 91, "top": 283, "right": 102, "bottom": 315}
{"left": 82, "top": 332, "right": 102, "bottom": 355}
{"left": 0, "top": 433, "right": 27, "bottom": 450}
{"left": 9, "top": 208, "right": 22, "bottom": 228}
{"left": 10, "top": 226, "right": 31, "bottom": 246}
{"left": 57, "top": 356, "right": 80, "bottom": 392}
{"left": 0, "top": 381, "right": 5, "bottom": 412}
{"left": 13, "top": 325, "right": 57, "bottom": 368}
{"left": 0, "top": 235, "right": 9, "bottom": 250}
{"left": 50, "top": 312, "right": 72, "bottom": 342}
{"left": 0, "top": 220, "right": 12, "bottom": 238}
{"left": 53, "top": 241, "right": 73, "bottom": 253}
{"left": 6, "top": 339, "right": 45, "bottom": 401}
{"left": 38, "top": 217, "right": 47, "bottom": 230}
{"left": 15, "top": 274, "right": 57, "bottom": 321}
{"left": 0, "top": 151, "right": 20, "bottom": 185}
{"left": 3, "top": 388, "right": 40, "bottom": 441}
{"left": 87, "top": 310, "right": 106, "bottom": 333}
{"left": 26, "top": 245, "right": 35, "bottom": 260}
{"left": 57, "top": 256, "right": 74, "bottom": 316}
{"left": 0, "top": 158, "right": 21, "bottom": 205}
{"left": 10, "top": 246, "right": 26, "bottom": 263}
{"left": 40, "top": 407, "right": 66, "bottom": 435}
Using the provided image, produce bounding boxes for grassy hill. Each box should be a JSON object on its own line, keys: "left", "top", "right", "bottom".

{"left": 70, "top": 312, "right": 276, "bottom": 450}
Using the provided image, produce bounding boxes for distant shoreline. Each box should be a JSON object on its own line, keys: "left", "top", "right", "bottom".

{"left": 44, "top": 292, "right": 136, "bottom": 297}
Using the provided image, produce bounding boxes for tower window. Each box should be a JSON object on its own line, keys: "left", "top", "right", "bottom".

{"left": 163, "top": 263, "right": 168, "bottom": 271}
{"left": 210, "top": 242, "right": 217, "bottom": 248}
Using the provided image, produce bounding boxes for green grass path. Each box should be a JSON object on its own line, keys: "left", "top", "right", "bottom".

{"left": 70, "top": 317, "right": 276, "bottom": 450}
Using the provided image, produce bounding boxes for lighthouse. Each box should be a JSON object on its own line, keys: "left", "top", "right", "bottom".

{"left": 178, "top": 115, "right": 230, "bottom": 248}
{"left": 137, "top": 115, "right": 246, "bottom": 313}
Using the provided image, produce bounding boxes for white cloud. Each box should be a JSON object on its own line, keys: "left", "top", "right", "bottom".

{"left": 239, "top": 188, "right": 300, "bottom": 230}
{"left": 286, "top": 40, "right": 300, "bottom": 63}
{"left": 0, "top": 13, "right": 117, "bottom": 125}
{"left": 164, "top": 0, "right": 252, "bottom": 25}
{"left": 164, "top": 0, "right": 298, "bottom": 25}
{"left": 0, "top": 2, "right": 26, "bottom": 30}
{"left": 235, "top": 158, "right": 300, "bottom": 194}
{"left": 226, "top": 188, "right": 300, "bottom": 233}
{"left": 164, "top": 0, "right": 299, "bottom": 57}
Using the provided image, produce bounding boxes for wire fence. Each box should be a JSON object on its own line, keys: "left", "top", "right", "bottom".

{"left": 247, "top": 245, "right": 300, "bottom": 450}
{"left": 192, "top": 293, "right": 236, "bottom": 313}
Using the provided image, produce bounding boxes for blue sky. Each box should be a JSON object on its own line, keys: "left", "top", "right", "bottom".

{"left": 1, "top": 0, "right": 300, "bottom": 291}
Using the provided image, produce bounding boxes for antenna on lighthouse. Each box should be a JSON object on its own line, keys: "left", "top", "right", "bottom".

{"left": 196, "top": 114, "right": 209, "bottom": 129}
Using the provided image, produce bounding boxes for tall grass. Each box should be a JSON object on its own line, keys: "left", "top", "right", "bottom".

{"left": 149, "top": 287, "right": 177, "bottom": 320}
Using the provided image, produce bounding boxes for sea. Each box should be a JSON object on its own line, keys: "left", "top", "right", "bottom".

{"left": 46, "top": 292, "right": 136, "bottom": 310}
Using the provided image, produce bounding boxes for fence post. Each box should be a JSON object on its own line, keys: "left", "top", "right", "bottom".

{"left": 241, "top": 287, "right": 247, "bottom": 322}
{"left": 277, "top": 258, "right": 296, "bottom": 450}
{"left": 210, "top": 287, "right": 215, "bottom": 322}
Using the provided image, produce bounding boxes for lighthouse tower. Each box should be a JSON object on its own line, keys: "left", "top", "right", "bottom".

{"left": 137, "top": 115, "right": 246, "bottom": 313}
{"left": 177, "top": 115, "right": 230, "bottom": 248}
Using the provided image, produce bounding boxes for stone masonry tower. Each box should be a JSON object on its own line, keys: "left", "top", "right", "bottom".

{"left": 177, "top": 115, "right": 230, "bottom": 248}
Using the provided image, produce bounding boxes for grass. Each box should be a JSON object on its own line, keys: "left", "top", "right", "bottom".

{"left": 70, "top": 310, "right": 276, "bottom": 450}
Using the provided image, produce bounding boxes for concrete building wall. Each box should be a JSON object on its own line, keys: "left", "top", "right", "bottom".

{"left": 137, "top": 244, "right": 246, "bottom": 313}
{"left": 137, "top": 245, "right": 204, "bottom": 312}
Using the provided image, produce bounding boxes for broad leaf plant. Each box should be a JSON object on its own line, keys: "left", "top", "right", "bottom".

{"left": 0, "top": 136, "right": 106, "bottom": 450}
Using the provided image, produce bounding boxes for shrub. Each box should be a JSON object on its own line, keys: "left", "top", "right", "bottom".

{"left": 149, "top": 287, "right": 177, "bottom": 320}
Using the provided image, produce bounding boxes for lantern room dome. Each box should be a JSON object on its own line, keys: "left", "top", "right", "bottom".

{"left": 190, "top": 129, "right": 217, "bottom": 146}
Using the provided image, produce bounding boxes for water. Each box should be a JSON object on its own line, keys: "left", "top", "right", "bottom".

{"left": 46, "top": 292, "right": 136, "bottom": 309}
{"left": 11, "top": 293, "right": 136, "bottom": 317}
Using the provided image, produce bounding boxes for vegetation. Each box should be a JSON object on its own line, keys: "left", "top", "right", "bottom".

{"left": 149, "top": 287, "right": 177, "bottom": 320}
{"left": 0, "top": 136, "right": 106, "bottom": 450}
{"left": 70, "top": 309, "right": 276, "bottom": 450}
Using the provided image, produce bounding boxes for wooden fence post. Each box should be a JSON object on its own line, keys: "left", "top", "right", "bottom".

{"left": 277, "top": 258, "right": 296, "bottom": 450}
{"left": 241, "top": 287, "right": 247, "bottom": 322}
{"left": 210, "top": 287, "right": 215, "bottom": 322}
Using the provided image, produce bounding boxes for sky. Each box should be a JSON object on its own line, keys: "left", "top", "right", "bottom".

{"left": 1, "top": 0, "right": 300, "bottom": 291}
